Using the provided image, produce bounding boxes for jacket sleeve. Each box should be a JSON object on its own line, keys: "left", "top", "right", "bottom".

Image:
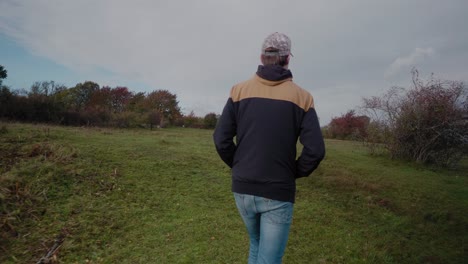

{"left": 213, "top": 98, "right": 237, "bottom": 168}
{"left": 296, "top": 107, "right": 325, "bottom": 178}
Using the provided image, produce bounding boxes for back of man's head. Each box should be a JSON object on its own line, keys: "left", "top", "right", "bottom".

{"left": 261, "top": 32, "right": 292, "bottom": 67}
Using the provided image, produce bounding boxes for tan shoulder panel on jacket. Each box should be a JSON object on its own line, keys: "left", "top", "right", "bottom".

{"left": 230, "top": 75, "right": 314, "bottom": 111}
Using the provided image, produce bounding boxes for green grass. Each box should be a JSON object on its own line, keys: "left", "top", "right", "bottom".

{"left": 1, "top": 124, "right": 467, "bottom": 263}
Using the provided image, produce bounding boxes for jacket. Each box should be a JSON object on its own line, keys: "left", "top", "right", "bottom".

{"left": 213, "top": 65, "right": 325, "bottom": 203}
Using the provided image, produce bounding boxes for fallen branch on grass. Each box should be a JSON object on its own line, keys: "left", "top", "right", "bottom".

{"left": 36, "top": 231, "right": 67, "bottom": 264}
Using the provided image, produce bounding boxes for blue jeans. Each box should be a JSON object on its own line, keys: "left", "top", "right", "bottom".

{"left": 234, "top": 193, "right": 294, "bottom": 264}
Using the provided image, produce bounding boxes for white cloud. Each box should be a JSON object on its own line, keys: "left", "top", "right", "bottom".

{"left": 385, "top": 47, "right": 435, "bottom": 79}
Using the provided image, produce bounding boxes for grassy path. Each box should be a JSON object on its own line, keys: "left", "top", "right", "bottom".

{"left": 1, "top": 124, "right": 467, "bottom": 263}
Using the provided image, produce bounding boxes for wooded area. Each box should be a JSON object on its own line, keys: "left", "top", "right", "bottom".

{"left": 0, "top": 65, "right": 217, "bottom": 129}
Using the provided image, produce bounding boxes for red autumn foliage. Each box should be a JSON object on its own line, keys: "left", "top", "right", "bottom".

{"left": 327, "top": 110, "right": 369, "bottom": 140}
{"left": 110, "top": 87, "right": 132, "bottom": 113}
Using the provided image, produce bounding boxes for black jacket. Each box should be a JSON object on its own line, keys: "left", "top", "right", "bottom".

{"left": 213, "top": 65, "right": 325, "bottom": 203}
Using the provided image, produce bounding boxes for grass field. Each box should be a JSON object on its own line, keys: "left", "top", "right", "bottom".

{"left": 1, "top": 123, "right": 467, "bottom": 263}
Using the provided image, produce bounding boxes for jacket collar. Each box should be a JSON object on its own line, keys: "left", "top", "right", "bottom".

{"left": 256, "top": 65, "right": 293, "bottom": 82}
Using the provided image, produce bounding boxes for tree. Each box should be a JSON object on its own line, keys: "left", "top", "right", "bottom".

{"left": 87, "top": 86, "right": 112, "bottom": 110}
{"left": 181, "top": 111, "right": 202, "bottom": 128}
{"left": 327, "top": 110, "right": 369, "bottom": 140}
{"left": 147, "top": 110, "right": 162, "bottom": 130}
{"left": 110, "top": 86, "right": 132, "bottom": 113}
{"left": 23, "top": 81, "right": 67, "bottom": 123}
{"left": 69, "top": 81, "right": 100, "bottom": 111}
{"left": 30, "top": 81, "right": 66, "bottom": 97}
{"left": 111, "top": 91, "right": 146, "bottom": 127}
{"left": 127, "top": 92, "right": 146, "bottom": 113}
{"left": 145, "top": 90, "right": 181, "bottom": 125}
{"left": 0, "top": 86, "right": 13, "bottom": 118}
{"left": 203, "top": 112, "right": 218, "bottom": 129}
{"left": 0, "top": 65, "right": 7, "bottom": 86}
{"left": 362, "top": 69, "right": 467, "bottom": 166}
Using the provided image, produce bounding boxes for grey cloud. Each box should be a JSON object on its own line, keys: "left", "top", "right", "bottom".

{"left": 1, "top": 0, "right": 467, "bottom": 124}
{"left": 384, "top": 47, "right": 435, "bottom": 79}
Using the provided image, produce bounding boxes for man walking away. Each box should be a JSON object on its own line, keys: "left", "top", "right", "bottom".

{"left": 213, "top": 32, "right": 325, "bottom": 264}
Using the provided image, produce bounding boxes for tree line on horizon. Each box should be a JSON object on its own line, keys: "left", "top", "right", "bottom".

{"left": 1, "top": 65, "right": 466, "bottom": 167}
{"left": 0, "top": 65, "right": 218, "bottom": 129}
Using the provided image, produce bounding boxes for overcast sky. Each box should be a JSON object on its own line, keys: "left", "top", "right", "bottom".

{"left": 1, "top": 0, "right": 467, "bottom": 125}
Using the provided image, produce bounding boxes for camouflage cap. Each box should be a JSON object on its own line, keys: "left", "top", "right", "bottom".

{"left": 261, "top": 32, "right": 292, "bottom": 57}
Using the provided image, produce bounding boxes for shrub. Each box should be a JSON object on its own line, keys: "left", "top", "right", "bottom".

{"left": 112, "top": 111, "right": 141, "bottom": 128}
{"left": 362, "top": 120, "right": 391, "bottom": 155}
{"left": 203, "top": 113, "right": 218, "bottom": 129}
{"left": 362, "top": 69, "right": 468, "bottom": 167}
{"left": 327, "top": 110, "right": 369, "bottom": 140}
{"left": 181, "top": 111, "right": 203, "bottom": 128}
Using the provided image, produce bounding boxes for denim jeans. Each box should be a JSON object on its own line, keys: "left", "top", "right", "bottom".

{"left": 233, "top": 192, "right": 294, "bottom": 264}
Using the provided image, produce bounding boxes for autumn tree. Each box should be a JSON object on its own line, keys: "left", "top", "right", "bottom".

{"left": 110, "top": 87, "right": 132, "bottom": 113}
{"left": 145, "top": 90, "right": 181, "bottom": 125}
{"left": 69, "top": 81, "right": 100, "bottom": 111}
{"left": 0, "top": 75, "right": 192, "bottom": 129}
{"left": 127, "top": 92, "right": 146, "bottom": 113}
{"left": 87, "top": 86, "right": 112, "bottom": 110}
{"left": 100, "top": 86, "right": 134, "bottom": 127}
{"left": 326, "top": 110, "right": 369, "bottom": 140}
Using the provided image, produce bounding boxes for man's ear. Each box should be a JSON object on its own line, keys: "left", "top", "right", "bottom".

{"left": 260, "top": 54, "right": 264, "bottom": 65}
